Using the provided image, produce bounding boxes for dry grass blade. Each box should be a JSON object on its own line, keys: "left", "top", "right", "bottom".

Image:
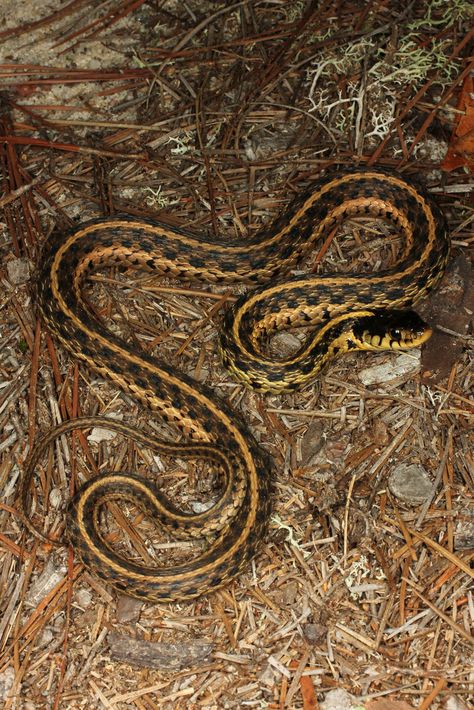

{"left": 410, "top": 530, "right": 474, "bottom": 581}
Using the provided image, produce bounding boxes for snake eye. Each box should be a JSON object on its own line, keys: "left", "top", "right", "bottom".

{"left": 390, "top": 328, "right": 402, "bottom": 340}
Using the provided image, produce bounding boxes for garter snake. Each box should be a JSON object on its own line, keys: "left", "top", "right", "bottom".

{"left": 21, "top": 169, "right": 450, "bottom": 602}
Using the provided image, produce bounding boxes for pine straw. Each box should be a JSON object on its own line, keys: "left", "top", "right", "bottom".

{"left": 0, "top": 1, "right": 473, "bottom": 709}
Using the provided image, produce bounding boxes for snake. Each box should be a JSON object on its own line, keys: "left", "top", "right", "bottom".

{"left": 21, "top": 168, "right": 450, "bottom": 602}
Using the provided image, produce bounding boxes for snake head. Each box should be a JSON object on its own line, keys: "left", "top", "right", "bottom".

{"left": 352, "top": 310, "right": 432, "bottom": 351}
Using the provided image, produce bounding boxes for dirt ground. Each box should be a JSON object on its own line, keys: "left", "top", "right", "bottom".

{"left": 0, "top": 2, "right": 473, "bottom": 709}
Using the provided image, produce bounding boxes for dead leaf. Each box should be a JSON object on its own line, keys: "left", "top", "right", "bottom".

{"left": 442, "top": 74, "right": 474, "bottom": 172}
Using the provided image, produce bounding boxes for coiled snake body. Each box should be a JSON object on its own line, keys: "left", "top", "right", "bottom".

{"left": 22, "top": 169, "right": 449, "bottom": 602}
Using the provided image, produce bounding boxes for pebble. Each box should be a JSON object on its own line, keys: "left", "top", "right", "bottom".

{"left": 88, "top": 413, "right": 123, "bottom": 443}
{"left": 273, "top": 581, "right": 298, "bottom": 606}
{"left": 0, "top": 667, "right": 15, "bottom": 699}
{"left": 321, "top": 688, "right": 356, "bottom": 710}
{"left": 75, "top": 589, "right": 93, "bottom": 609}
{"left": 454, "top": 510, "right": 474, "bottom": 550}
{"left": 358, "top": 351, "right": 421, "bottom": 386}
{"left": 115, "top": 594, "right": 143, "bottom": 623}
{"left": 388, "top": 464, "right": 433, "bottom": 505}
{"left": 445, "top": 697, "right": 471, "bottom": 710}
{"left": 26, "top": 557, "right": 67, "bottom": 606}
{"left": 49, "top": 487, "right": 63, "bottom": 509}
{"left": 7, "top": 258, "right": 30, "bottom": 285}
{"left": 302, "top": 622, "right": 326, "bottom": 644}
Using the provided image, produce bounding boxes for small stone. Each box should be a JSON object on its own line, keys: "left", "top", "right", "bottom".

{"left": 454, "top": 509, "right": 474, "bottom": 550}
{"left": 445, "top": 696, "right": 470, "bottom": 710}
{"left": 0, "top": 667, "right": 15, "bottom": 701}
{"left": 359, "top": 351, "right": 421, "bottom": 386}
{"left": 302, "top": 623, "right": 326, "bottom": 644}
{"left": 189, "top": 499, "right": 215, "bottom": 513}
{"left": 7, "top": 258, "right": 30, "bottom": 285}
{"left": 273, "top": 581, "right": 298, "bottom": 606}
{"left": 87, "top": 414, "right": 123, "bottom": 443}
{"left": 26, "top": 557, "right": 67, "bottom": 606}
{"left": 75, "top": 589, "right": 93, "bottom": 609}
{"left": 300, "top": 420, "right": 325, "bottom": 465}
{"left": 39, "top": 628, "right": 54, "bottom": 646}
{"left": 388, "top": 464, "right": 433, "bottom": 505}
{"left": 321, "top": 688, "right": 357, "bottom": 710}
{"left": 88, "top": 427, "right": 118, "bottom": 443}
{"left": 49, "top": 487, "right": 63, "bottom": 509}
{"left": 192, "top": 365, "right": 209, "bottom": 382}
{"left": 53, "top": 613, "right": 65, "bottom": 631}
{"left": 116, "top": 594, "right": 143, "bottom": 623}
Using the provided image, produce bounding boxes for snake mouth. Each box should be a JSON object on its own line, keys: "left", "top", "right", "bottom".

{"left": 352, "top": 310, "right": 432, "bottom": 350}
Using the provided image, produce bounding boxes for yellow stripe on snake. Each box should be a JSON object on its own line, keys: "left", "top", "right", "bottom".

{"left": 21, "top": 169, "right": 450, "bottom": 602}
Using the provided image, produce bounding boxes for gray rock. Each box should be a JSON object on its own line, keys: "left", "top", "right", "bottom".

{"left": 388, "top": 464, "right": 433, "bottom": 505}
